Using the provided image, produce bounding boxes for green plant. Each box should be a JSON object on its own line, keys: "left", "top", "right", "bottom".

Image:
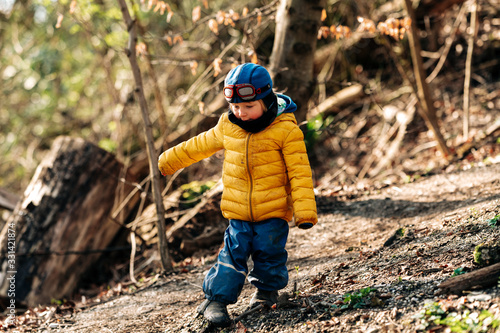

{"left": 51, "top": 298, "right": 67, "bottom": 305}
{"left": 396, "top": 227, "right": 406, "bottom": 237}
{"left": 293, "top": 265, "right": 301, "bottom": 296}
{"left": 452, "top": 267, "right": 466, "bottom": 277}
{"left": 414, "top": 302, "right": 500, "bottom": 332}
{"left": 98, "top": 137, "right": 118, "bottom": 153}
{"left": 341, "top": 287, "right": 376, "bottom": 309}
{"left": 473, "top": 241, "right": 500, "bottom": 266}
{"left": 303, "top": 115, "right": 335, "bottom": 151}
{"left": 488, "top": 215, "right": 500, "bottom": 227}
{"left": 469, "top": 207, "right": 479, "bottom": 219}
{"left": 179, "top": 180, "right": 217, "bottom": 208}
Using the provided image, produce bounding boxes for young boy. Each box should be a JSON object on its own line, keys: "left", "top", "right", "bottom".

{"left": 158, "top": 63, "right": 317, "bottom": 327}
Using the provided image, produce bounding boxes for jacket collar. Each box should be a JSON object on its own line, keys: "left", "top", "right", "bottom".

{"left": 228, "top": 94, "right": 278, "bottom": 133}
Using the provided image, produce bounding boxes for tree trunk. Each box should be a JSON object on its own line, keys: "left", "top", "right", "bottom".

{"left": 269, "top": 0, "right": 326, "bottom": 123}
{"left": 0, "top": 136, "right": 137, "bottom": 306}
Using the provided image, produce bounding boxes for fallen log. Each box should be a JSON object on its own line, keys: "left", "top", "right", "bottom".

{"left": 438, "top": 262, "right": 500, "bottom": 295}
{"left": 0, "top": 136, "right": 138, "bottom": 306}
{"left": 307, "top": 84, "right": 365, "bottom": 120}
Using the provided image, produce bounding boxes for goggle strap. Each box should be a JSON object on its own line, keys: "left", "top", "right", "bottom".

{"left": 255, "top": 83, "right": 271, "bottom": 95}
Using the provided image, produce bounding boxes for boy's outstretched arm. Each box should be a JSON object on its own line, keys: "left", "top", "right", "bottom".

{"left": 158, "top": 118, "right": 224, "bottom": 176}
{"left": 282, "top": 126, "right": 318, "bottom": 229}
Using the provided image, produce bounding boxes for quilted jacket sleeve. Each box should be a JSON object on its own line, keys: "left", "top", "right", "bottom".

{"left": 282, "top": 125, "right": 318, "bottom": 227}
{"left": 158, "top": 116, "right": 224, "bottom": 176}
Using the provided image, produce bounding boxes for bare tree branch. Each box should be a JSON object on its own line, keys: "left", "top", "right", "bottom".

{"left": 116, "top": 0, "right": 172, "bottom": 272}
{"left": 404, "top": 0, "right": 452, "bottom": 159}
{"left": 463, "top": 1, "right": 478, "bottom": 140}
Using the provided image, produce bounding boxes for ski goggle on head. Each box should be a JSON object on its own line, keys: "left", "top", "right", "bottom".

{"left": 223, "top": 83, "right": 271, "bottom": 103}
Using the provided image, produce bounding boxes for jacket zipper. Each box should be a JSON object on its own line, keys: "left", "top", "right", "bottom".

{"left": 245, "top": 133, "right": 254, "bottom": 221}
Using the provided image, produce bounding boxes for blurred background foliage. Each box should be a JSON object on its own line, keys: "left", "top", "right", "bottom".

{"left": 0, "top": 0, "right": 280, "bottom": 192}
{"left": 1, "top": 0, "right": 499, "bottom": 195}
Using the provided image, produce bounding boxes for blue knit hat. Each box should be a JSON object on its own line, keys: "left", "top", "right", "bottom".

{"left": 223, "top": 63, "right": 275, "bottom": 109}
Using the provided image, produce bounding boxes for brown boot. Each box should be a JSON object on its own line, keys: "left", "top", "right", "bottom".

{"left": 249, "top": 289, "right": 278, "bottom": 308}
{"left": 197, "top": 299, "right": 232, "bottom": 327}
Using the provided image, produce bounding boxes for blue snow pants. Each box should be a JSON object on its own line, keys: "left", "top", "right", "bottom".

{"left": 202, "top": 218, "right": 289, "bottom": 305}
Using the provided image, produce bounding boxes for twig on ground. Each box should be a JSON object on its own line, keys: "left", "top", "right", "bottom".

{"left": 233, "top": 304, "right": 264, "bottom": 324}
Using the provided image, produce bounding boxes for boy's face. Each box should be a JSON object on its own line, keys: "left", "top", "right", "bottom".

{"left": 230, "top": 101, "right": 264, "bottom": 121}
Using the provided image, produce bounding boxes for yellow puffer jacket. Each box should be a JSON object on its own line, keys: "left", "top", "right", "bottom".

{"left": 158, "top": 112, "right": 317, "bottom": 227}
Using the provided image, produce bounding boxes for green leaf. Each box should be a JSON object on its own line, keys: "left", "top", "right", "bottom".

{"left": 104, "top": 30, "right": 128, "bottom": 48}
{"left": 452, "top": 267, "right": 465, "bottom": 276}
{"left": 488, "top": 215, "right": 500, "bottom": 227}
{"left": 98, "top": 138, "right": 118, "bottom": 153}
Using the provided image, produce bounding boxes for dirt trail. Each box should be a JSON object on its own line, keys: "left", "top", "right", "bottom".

{"left": 10, "top": 163, "right": 500, "bottom": 332}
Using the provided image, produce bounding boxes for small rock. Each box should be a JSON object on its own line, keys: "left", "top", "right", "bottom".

{"left": 390, "top": 307, "right": 398, "bottom": 319}
{"left": 467, "top": 293, "right": 492, "bottom": 302}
